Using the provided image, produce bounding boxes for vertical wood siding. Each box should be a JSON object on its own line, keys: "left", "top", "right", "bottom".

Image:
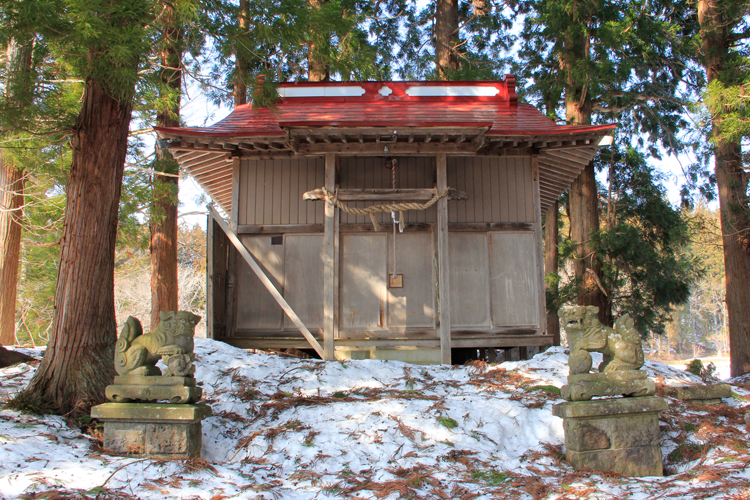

{"left": 238, "top": 156, "right": 533, "bottom": 226}
{"left": 238, "top": 157, "right": 326, "bottom": 225}
{"left": 447, "top": 156, "right": 533, "bottom": 223}
{"left": 337, "top": 157, "right": 436, "bottom": 224}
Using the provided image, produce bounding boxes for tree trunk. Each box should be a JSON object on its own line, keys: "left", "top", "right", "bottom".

{"left": 307, "top": 0, "right": 330, "bottom": 82}
{"left": 699, "top": 0, "right": 750, "bottom": 377}
{"left": 563, "top": 28, "right": 609, "bottom": 326}
{"left": 0, "top": 38, "right": 34, "bottom": 346}
{"left": 544, "top": 203, "right": 560, "bottom": 345}
{"left": 150, "top": 4, "right": 181, "bottom": 329}
{"left": 24, "top": 77, "right": 131, "bottom": 416}
{"left": 435, "top": 0, "right": 459, "bottom": 79}
{"left": 0, "top": 152, "right": 24, "bottom": 346}
{"left": 234, "top": 0, "right": 249, "bottom": 106}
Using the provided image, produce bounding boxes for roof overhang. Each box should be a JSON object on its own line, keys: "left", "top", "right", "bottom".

{"left": 156, "top": 78, "right": 615, "bottom": 216}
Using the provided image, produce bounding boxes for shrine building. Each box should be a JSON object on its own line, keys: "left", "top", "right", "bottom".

{"left": 156, "top": 78, "right": 614, "bottom": 364}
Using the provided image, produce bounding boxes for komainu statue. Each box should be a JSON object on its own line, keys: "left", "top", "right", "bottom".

{"left": 107, "top": 311, "right": 203, "bottom": 405}
{"left": 560, "top": 305, "right": 644, "bottom": 375}
{"left": 115, "top": 311, "right": 201, "bottom": 377}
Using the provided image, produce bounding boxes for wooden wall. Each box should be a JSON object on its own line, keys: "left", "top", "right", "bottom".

{"left": 227, "top": 154, "right": 541, "bottom": 345}
{"left": 236, "top": 156, "right": 533, "bottom": 226}
{"left": 233, "top": 229, "right": 539, "bottom": 335}
{"left": 447, "top": 157, "right": 533, "bottom": 224}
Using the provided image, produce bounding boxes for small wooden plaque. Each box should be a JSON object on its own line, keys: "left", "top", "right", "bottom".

{"left": 389, "top": 274, "right": 403, "bottom": 288}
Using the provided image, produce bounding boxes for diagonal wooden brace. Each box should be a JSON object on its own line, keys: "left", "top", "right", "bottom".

{"left": 208, "top": 205, "right": 328, "bottom": 359}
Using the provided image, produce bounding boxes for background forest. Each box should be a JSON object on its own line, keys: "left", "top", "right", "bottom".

{"left": 0, "top": 0, "right": 748, "bottom": 400}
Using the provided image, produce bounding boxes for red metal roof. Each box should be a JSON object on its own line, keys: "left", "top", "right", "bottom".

{"left": 155, "top": 79, "right": 614, "bottom": 138}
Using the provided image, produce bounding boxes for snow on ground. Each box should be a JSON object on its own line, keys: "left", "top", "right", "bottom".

{"left": 2, "top": 340, "right": 750, "bottom": 499}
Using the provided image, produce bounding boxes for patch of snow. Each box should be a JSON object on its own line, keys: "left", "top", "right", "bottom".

{"left": 1, "top": 339, "right": 749, "bottom": 499}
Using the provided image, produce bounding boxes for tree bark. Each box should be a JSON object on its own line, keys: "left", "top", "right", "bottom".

{"left": 307, "top": 0, "right": 330, "bottom": 82}
{"left": 0, "top": 38, "right": 34, "bottom": 346}
{"left": 699, "top": 0, "right": 750, "bottom": 377}
{"left": 435, "top": 0, "right": 459, "bottom": 79}
{"left": 234, "top": 0, "right": 249, "bottom": 106}
{"left": 544, "top": 203, "right": 560, "bottom": 345}
{"left": 0, "top": 151, "right": 24, "bottom": 346}
{"left": 24, "top": 77, "right": 130, "bottom": 416}
{"left": 150, "top": 3, "right": 181, "bottom": 329}
{"left": 563, "top": 21, "right": 610, "bottom": 326}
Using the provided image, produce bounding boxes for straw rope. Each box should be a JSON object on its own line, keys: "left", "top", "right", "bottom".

{"left": 320, "top": 186, "right": 451, "bottom": 231}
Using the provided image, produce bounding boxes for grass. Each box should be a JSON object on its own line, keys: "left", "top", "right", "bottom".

{"left": 437, "top": 416, "right": 458, "bottom": 429}
{"left": 4, "top": 390, "right": 58, "bottom": 415}
{"left": 528, "top": 385, "right": 562, "bottom": 396}
{"left": 667, "top": 443, "right": 706, "bottom": 463}
{"left": 472, "top": 470, "right": 511, "bottom": 486}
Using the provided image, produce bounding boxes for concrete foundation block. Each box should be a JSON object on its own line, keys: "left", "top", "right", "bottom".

{"left": 91, "top": 403, "right": 211, "bottom": 458}
{"left": 553, "top": 396, "right": 667, "bottom": 477}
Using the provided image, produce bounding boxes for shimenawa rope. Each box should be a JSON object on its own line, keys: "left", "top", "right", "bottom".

{"left": 320, "top": 186, "right": 451, "bottom": 231}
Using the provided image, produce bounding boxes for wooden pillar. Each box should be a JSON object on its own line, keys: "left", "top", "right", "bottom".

{"left": 207, "top": 214, "right": 229, "bottom": 340}
{"left": 436, "top": 153, "right": 452, "bottom": 364}
{"left": 531, "top": 155, "right": 546, "bottom": 334}
{"left": 545, "top": 202, "right": 561, "bottom": 345}
{"left": 230, "top": 157, "right": 240, "bottom": 230}
{"left": 206, "top": 212, "right": 215, "bottom": 339}
{"left": 323, "top": 153, "right": 338, "bottom": 360}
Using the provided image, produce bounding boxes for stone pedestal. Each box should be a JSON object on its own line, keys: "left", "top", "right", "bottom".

{"left": 106, "top": 376, "right": 202, "bottom": 404}
{"left": 552, "top": 396, "right": 667, "bottom": 477}
{"left": 562, "top": 371, "right": 656, "bottom": 401}
{"left": 91, "top": 403, "right": 211, "bottom": 458}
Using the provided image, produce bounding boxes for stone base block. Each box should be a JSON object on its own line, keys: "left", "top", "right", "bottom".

{"left": 91, "top": 403, "right": 211, "bottom": 458}
{"left": 562, "top": 371, "right": 655, "bottom": 401}
{"left": 553, "top": 396, "right": 667, "bottom": 477}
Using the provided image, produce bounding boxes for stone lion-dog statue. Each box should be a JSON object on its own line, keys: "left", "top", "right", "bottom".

{"left": 115, "top": 311, "right": 202, "bottom": 377}
{"left": 559, "top": 305, "right": 644, "bottom": 375}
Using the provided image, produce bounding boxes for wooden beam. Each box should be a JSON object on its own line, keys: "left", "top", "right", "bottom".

{"left": 436, "top": 153, "right": 452, "bottom": 364}
{"left": 237, "top": 224, "right": 324, "bottom": 234}
{"left": 206, "top": 213, "right": 215, "bottom": 340}
{"left": 531, "top": 155, "right": 546, "bottom": 335}
{"left": 220, "top": 334, "right": 554, "bottom": 351}
{"left": 448, "top": 222, "right": 534, "bottom": 232}
{"left": 323, "top": 152, "right": 337, "bottom": 361}
{"left": 302, "top": 187, "right": 468, "bottom": 202}
{"left": 230, "top": 157, "right": 240, "bottom": 229}
{"left": 293, "top": 142, "right": 478, "bottom": 155}
{"left": 208, "top": 205, "right": 326, "bottom": 358}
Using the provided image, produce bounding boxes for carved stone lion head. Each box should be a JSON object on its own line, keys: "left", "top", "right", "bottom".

{"left": 559, "top": 305, "right": 600, "bottom": 334}
{"left": 159, "top": 311, "right": 202, "bottom": 337}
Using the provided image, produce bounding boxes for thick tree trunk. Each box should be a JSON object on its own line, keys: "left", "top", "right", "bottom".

{"left": 234, "top": 0, "right": 249, "bottom": 106}
{"left": 0, "top": 38, "right": 34, "bottom": 346}
{"left": 307, "top": 0, "right": 330, "bottom": 82}
{"left": 24, "top": 78, "right": 130, "bottom": 416}
{"left": 150, "top": 6, "right": 181, "bottom": 329}
{"left": 435, "top": 0, "right": 459, "bottom": 79}
{"left": 544, "top": 203, "right": 560, "bottom": 345}
{"left": 699, "top": 0, "right": 750, "bottom": 377}
{"left": 563, "top": 32, "right": 609, "bottom": 326}
{"left": 0, "top": 154, "right": 24, "bottom": 346}
{"left": 569, "top": 162, "right": 609, "bottom": 326}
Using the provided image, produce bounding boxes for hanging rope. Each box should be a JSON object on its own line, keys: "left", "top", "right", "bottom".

{"left": 390, "top": 159, "right": 400, "bottom": 279}
{"left": 320, "top": 186, "right": 451, "bottom": 231}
